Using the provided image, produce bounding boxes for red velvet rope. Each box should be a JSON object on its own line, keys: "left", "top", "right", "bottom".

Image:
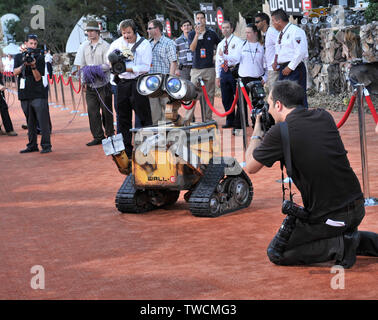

{"left": 53, "top": 74, "right": 60, "bottom": 84}
{"left": 240, "top": 86, "right": 254, "bottom": 111}
{"left": 364, "top": 93, "right": 378, "bottom": 124}
{"left": 47, "top": 74, "right": 54, "bottom": 85}
{"left": 200, "top": 84, "right": 238, "bottom": 117}
{"left": 181, "top": 100, "right": 196, "bottom": 110}
{"left": 70, "top": 78, "right": 82, "bottom": 94}
{"left": 336, "top": 91, "right": 356, "bottom": 129}
{"left": 60, "top": 75, "right": 71, "bottom": 86}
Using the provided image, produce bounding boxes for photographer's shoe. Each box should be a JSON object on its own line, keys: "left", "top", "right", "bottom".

{"left": 40, "top": 148, "right": 52, "bottom": 154}
{"left": 20, "top": 147, "right": 39, "bottom": 153}
{"left": 336, "top": 230, "right": 360, "bottom": 269}
{"left": 21, "top": 124, "right": 28, "bottom": 130}
{"left": 86, "top": 139, "right": 102, "bottom": 146}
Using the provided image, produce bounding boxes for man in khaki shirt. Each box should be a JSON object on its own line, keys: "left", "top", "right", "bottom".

{"left": 74, "top": 20, "right": 114, "bottom": 146}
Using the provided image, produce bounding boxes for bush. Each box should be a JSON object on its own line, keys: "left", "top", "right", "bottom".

{"left": 365, "top": 2, "right": 378, "bottom": 23}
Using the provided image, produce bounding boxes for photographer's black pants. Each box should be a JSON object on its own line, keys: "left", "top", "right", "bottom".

{"left": 0, "top": 92, "right": 15, "bottom": 132}
{"left": 116, "top": 79, "right": 152, "bottom": 158}
{"left": 268, "top": 197, "right": 378, "bottom": 266}
{"left": 21, "top": 98, "right": 51, "bottom": 150}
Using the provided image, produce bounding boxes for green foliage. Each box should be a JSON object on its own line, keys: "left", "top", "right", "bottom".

{"left": 364, "top": 2, "right": 378, "bottom": 23}
{"left": 1, "top": 0, "right": 265, "bottom": 52}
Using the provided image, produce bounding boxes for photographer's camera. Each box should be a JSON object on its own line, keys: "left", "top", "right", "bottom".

{"left": 22, "top": 48, "right": 39, "bottom": 64}
{"left": 108, "top": 49, "right": 129, "bottom": 75}
{"left": 247, "top": 81, "right": 275, "bottom": 133}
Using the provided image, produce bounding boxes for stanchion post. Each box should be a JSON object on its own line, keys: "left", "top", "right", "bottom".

{"left": 238, "top": 79, "right": 248, "bottom": 151}
{"left": 81, "top": 81, "right": 87, "bottom": 113}
{"left": 53, "top": 76, "right": 58, "bottom": 102}
{"left": 48, "top": 82, "right": 52, "bottom": 101}
{"left": 69, "top": 78, "right": 76, "bottom": 106}
{"left": 198, "top": 78, "right": 206, "bottom": 123}
{"left": 59, "top": 74, "right": 66, "bottom": 106}
{"left": 356, "top": 83, "right": 377, "bottom": 206}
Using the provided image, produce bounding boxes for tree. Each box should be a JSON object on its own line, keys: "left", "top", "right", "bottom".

{"left": 3, "top": 0, "right": 265, "bottom": 52}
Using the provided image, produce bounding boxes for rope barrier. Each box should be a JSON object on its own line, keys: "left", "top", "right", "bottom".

{"left": 47, "top": 73, "right": 81, "bottom": 94}
{"left": 53, "top": 74, "right": 60, "bottom": 84}
{"left": 336, "top": 89, "right": 357, "bottom": 129}
{"left": 47, "top": 74, "right": 54, "bottom": 85}
{"left": 70, "top": 78, "right": 82, "bottom": 94}
{"left": 200, "top": 81, "right": 238, "bottom": 117}
{"left": 181, "top": 100, "right": 195, "bottom": 110}
{"left": 240, "top": 84, "right": 254, "bottom": 111}
{"left": 60, "top": 75, "right": 71, "bottom": 87}
{"left": 364, "top": 88, "right": 378, "bottom": 124}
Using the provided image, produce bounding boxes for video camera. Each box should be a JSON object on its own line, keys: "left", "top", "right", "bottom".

{"left": 247, "top": 80, "right": 274, "bottom": 133}
{"left": 108, "top": 49, "right": 132, "bottom": 75}
{"left": 22, "top": 48, "right": 40, "bottom": 64}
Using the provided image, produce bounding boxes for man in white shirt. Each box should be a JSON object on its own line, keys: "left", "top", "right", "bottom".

{"left": 107, "top": 19, "right": 152, "bottom": 160}
{"left": 271, "top": 9, "right": 309, "bottom": 108}
{"left": 215, "top": 20, "right": 243, "bottom": 128}
{"left": 3, "top": 54, "right": 14, "bottom": 73}
{"left": 255, "top": 13, "right": 279, "bottom": 95}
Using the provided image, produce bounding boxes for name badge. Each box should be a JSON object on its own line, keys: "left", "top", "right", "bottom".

{"left": 186, "top": 52, "right": 192, "bottom": 62}
{"left": 200, "top": 48, "right": 206, "bottom": 58}
{"left": 20, "top": 78, "right": 25, "bottom": 90}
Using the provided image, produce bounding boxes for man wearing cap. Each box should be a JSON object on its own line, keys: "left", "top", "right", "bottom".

{"left": 74, "top": 20, "right": 114, "bottom": 146}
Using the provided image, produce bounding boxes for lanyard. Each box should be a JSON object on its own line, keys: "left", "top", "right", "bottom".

{"left": 247, "top": 42, "right": 258, "bottom": 65}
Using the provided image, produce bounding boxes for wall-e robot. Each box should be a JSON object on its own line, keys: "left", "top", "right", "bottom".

{"left": 103, "top": 74, "right": 253, "bottom": 217}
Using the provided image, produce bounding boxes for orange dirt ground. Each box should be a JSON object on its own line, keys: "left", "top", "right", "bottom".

{"left": 0, "top": 82, "right": 377, "bottom": 300}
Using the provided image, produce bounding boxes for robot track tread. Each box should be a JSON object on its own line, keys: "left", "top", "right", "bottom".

{"left": 188, "top": 160, "right": 253, "bottom": 217}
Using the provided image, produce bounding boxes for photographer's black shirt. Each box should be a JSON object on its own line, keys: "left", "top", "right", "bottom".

{"left": 253, "top": 107, "right": 363, "bottom": 220}
{"left": 14, "top": 53, "right": 48, "bottom": 101}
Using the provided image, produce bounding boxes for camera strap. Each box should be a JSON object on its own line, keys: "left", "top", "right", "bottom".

{"left": 279, "top": 121, "right": 294, "bottom": 202}
{"left": 131, "top": 37, "right": 145, "bottom": 53}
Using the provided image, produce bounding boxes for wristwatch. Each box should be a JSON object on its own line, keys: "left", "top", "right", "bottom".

{"left": 250, "top": 135, "right": 262, "bottom": 141}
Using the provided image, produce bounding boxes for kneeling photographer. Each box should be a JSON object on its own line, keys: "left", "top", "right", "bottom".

{"left": 245, "top": 80, "right": 378, "bottom": 268}
{"left": 14, "top": 34, "right": 52, "bottom": 153}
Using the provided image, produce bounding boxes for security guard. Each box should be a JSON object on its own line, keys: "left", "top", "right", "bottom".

{"left": 215, "top": 20, "right": 243, "bottom": 128}
{"left": 271, "top": 9, "right": 308, "bottom": 108}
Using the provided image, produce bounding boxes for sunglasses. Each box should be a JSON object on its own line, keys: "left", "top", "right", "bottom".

{"left": 27, "top": 34, "right": 38, "bottom": 40}
{"left": 147, "top": 26, "right": 157, "bottom": 30}
{"left": 255, "top": 20, "right": 262, "bottom": 24}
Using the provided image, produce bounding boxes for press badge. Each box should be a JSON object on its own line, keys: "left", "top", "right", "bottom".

{"left": 187, "top": 52, "right": 193, "bottom": 62}
{"left": 200, "top": 48, "right": 206, "bottom": 58}
{"left": 20, "top": 78, "right": 25, "bottom": 90}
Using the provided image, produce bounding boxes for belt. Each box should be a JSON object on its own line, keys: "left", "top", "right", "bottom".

{"left": 182, "top": 65, "right": 192, "bottom": 69}
{"left": 278, "top": 61, "right": 304, "bottom": 70}
{"left": 119, "top": 78, "right": 138, "bottom": 84}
